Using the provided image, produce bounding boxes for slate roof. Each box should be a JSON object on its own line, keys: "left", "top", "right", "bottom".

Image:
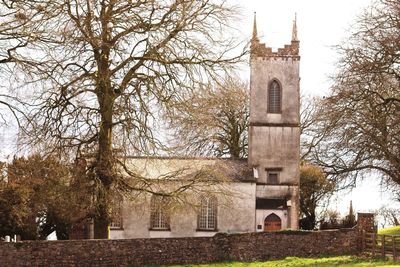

{"left": 120, "top": 156, "right": 255, "bottom": 183}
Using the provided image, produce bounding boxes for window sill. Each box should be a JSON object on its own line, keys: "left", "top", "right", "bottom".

{"left": 110, "top": 227, "right": 124, "bottom": 231}
{"left": 196, "top": 229, "right": 218, "bottom": 232}
{"left": 256, "top": 182, "right": 298, "bottom": 186}
{"left": 149, "top": 228, "right": 171, "bottom": 231}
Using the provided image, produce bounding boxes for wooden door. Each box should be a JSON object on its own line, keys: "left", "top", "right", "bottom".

{"left": 264, "top": 213, "right": 281, "bottom": 232}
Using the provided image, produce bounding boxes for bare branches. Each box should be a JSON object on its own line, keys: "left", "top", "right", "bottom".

{"left": 302, "top": 0, "right": 400, "bottom": 190}
{"left": 112, "top": 156, "right": 243, "bottom": 210}
{"left": 167, "top": 75, "right": 249, "bottom": 159}
{"left": 7, "top": 0, "right": 246, "bottom": 157}
{"left": 2, "top": 0, "right": 246, "bottom": 237}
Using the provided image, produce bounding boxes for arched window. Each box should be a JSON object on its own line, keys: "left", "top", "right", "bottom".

{"left": 150, "top": 195, "right": 170, "bottom": 230}
{"left": 268, "top": 80, "right": 281, "bottom": 113}
{"left": 197, "top": 196, "right": 217, "bottom": 230}
{"left": 110, "top": 195, "right": 123, "bottom": 229}
{"left": 264, "top": 213, "right": 282, "bottom": 232}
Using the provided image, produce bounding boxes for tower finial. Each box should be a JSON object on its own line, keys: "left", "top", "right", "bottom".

{"left": 292, "top": 13, "right": 298, "bottom": 42}
{"left": 252, "top": 12, "right": 258, "bottom": 41}
{"left": 349, "top": 200, "right": 354, "bottom": 215}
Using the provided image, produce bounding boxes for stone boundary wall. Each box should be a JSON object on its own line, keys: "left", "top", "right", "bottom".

{"left": 0, "top": 228, "right": 359, "bottom": 267}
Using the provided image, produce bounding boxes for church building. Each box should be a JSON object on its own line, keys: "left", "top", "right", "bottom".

{"left": 108, "top": 15, "right": 301, "bottom": 239}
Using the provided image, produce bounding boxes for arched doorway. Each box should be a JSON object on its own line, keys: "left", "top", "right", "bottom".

{"left": 264, "top": 213, "right": 281, "bottom": 232}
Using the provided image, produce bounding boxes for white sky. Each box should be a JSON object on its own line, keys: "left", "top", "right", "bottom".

{"left": 234, "top": 0, "right": 400, "bottom": 224}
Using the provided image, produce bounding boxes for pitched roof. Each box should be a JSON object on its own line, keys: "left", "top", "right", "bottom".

{"left": 119, "top": 156, "right": 255, "bottom": 183}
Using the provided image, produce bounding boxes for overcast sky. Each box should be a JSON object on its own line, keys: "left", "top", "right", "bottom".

{"left": 234, "top": 0, "right": 400, "bottom": 223}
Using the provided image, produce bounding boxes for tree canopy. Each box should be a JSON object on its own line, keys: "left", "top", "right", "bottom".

{"left": 299, "top": 163, "right": 335, "bottom": 230}
{"left": 0, "top": 155, "right": 91, "bottom": 240}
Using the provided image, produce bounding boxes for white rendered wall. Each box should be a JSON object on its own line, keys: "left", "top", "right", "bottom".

{"left": 110, "top": 182, "right": 256, "bottom": 239}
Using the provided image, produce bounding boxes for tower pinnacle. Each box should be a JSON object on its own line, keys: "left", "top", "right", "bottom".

{"left": 252, "top": 12, "right": 258, "bottom": 41}
{"left": 292, "top": 13, "right": 298, "bottom": 42}
{"left": 251, "top": 13, "right": 299, "bottom": 58}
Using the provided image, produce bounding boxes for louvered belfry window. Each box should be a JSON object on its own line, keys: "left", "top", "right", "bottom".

{"left": 268, "top": 80, "right": 281, "bottom": 113}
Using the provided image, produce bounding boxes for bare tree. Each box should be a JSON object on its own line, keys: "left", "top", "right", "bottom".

{"left": 167, "top": 76, "right": 249, "bottom": 159}
{"left": 302, "top": 0, "right": 400, "bottom": 191}
{"left": 2, "top": 1, "right": 245, "bottom": 238}
{"left": 377, "top": 207, "right": 400, "bottom": 228}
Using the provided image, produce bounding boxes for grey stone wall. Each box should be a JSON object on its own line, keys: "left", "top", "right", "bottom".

{"left": 0, "top": 229, "right": 359, "bottom": 267}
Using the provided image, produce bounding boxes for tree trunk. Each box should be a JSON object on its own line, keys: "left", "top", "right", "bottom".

{"left": 94, "top": 71, "right": 114, "bottom": 239}
{"left": 94, "top": 196, "right": 110, "bottom": 239}
{"left": 92, "top": 20, "right": 115, "bottom": 237}
{"left": 93, "top": 110, "right": 113, "bottom": 238}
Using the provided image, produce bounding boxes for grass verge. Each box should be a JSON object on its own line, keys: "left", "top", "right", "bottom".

{"left": 167, "top": 255, "right": 399, "bottom": 267}
{"left": 379, "top": 226, "right": 400, "bottom": 236}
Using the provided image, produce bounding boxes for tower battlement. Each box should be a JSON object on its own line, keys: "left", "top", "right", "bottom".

{"left": 250, "top": 13, "right": 299, "bottom": 59}
{"left": 251, "top": 41, "right": 300, "bottom": 59}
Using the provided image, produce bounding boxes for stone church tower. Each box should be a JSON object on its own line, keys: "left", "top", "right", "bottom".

{"left": 248, "top": 14, "right": 300, "bottom": 231}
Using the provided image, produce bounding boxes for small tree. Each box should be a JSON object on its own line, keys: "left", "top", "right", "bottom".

{"left": 377, "top": 207, "right": 400, "bottom": 228}
{"left": 0, "top": 170, "right": 36, "bottom": 239}
{"left": 299, "top": 163, "right": 335, "bottom": 230}
{"left": 0, "top": 155, "right": 92, "bottom": 240}
{"left": 319, "top": 210, "right": 341, "bottom": 230}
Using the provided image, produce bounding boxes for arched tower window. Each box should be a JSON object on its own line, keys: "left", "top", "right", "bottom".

{"left": 197, "top": 196, "right": 218, "bottom": 230}
{"left": 268, "top": 80, "right": 282, "bottom": 113}
{"left": 264, "top": 213, "right": 282, "bottom": 231}
{"left": 150, "top": 195, "right": 170, "bottom": 230}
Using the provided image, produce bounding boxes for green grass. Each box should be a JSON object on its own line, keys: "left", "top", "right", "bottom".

{"left": 167, "top": 256, "right": 399, "bottom": 267}
{"left": 379, "top": 226, "right": 400, "bottom": 236}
